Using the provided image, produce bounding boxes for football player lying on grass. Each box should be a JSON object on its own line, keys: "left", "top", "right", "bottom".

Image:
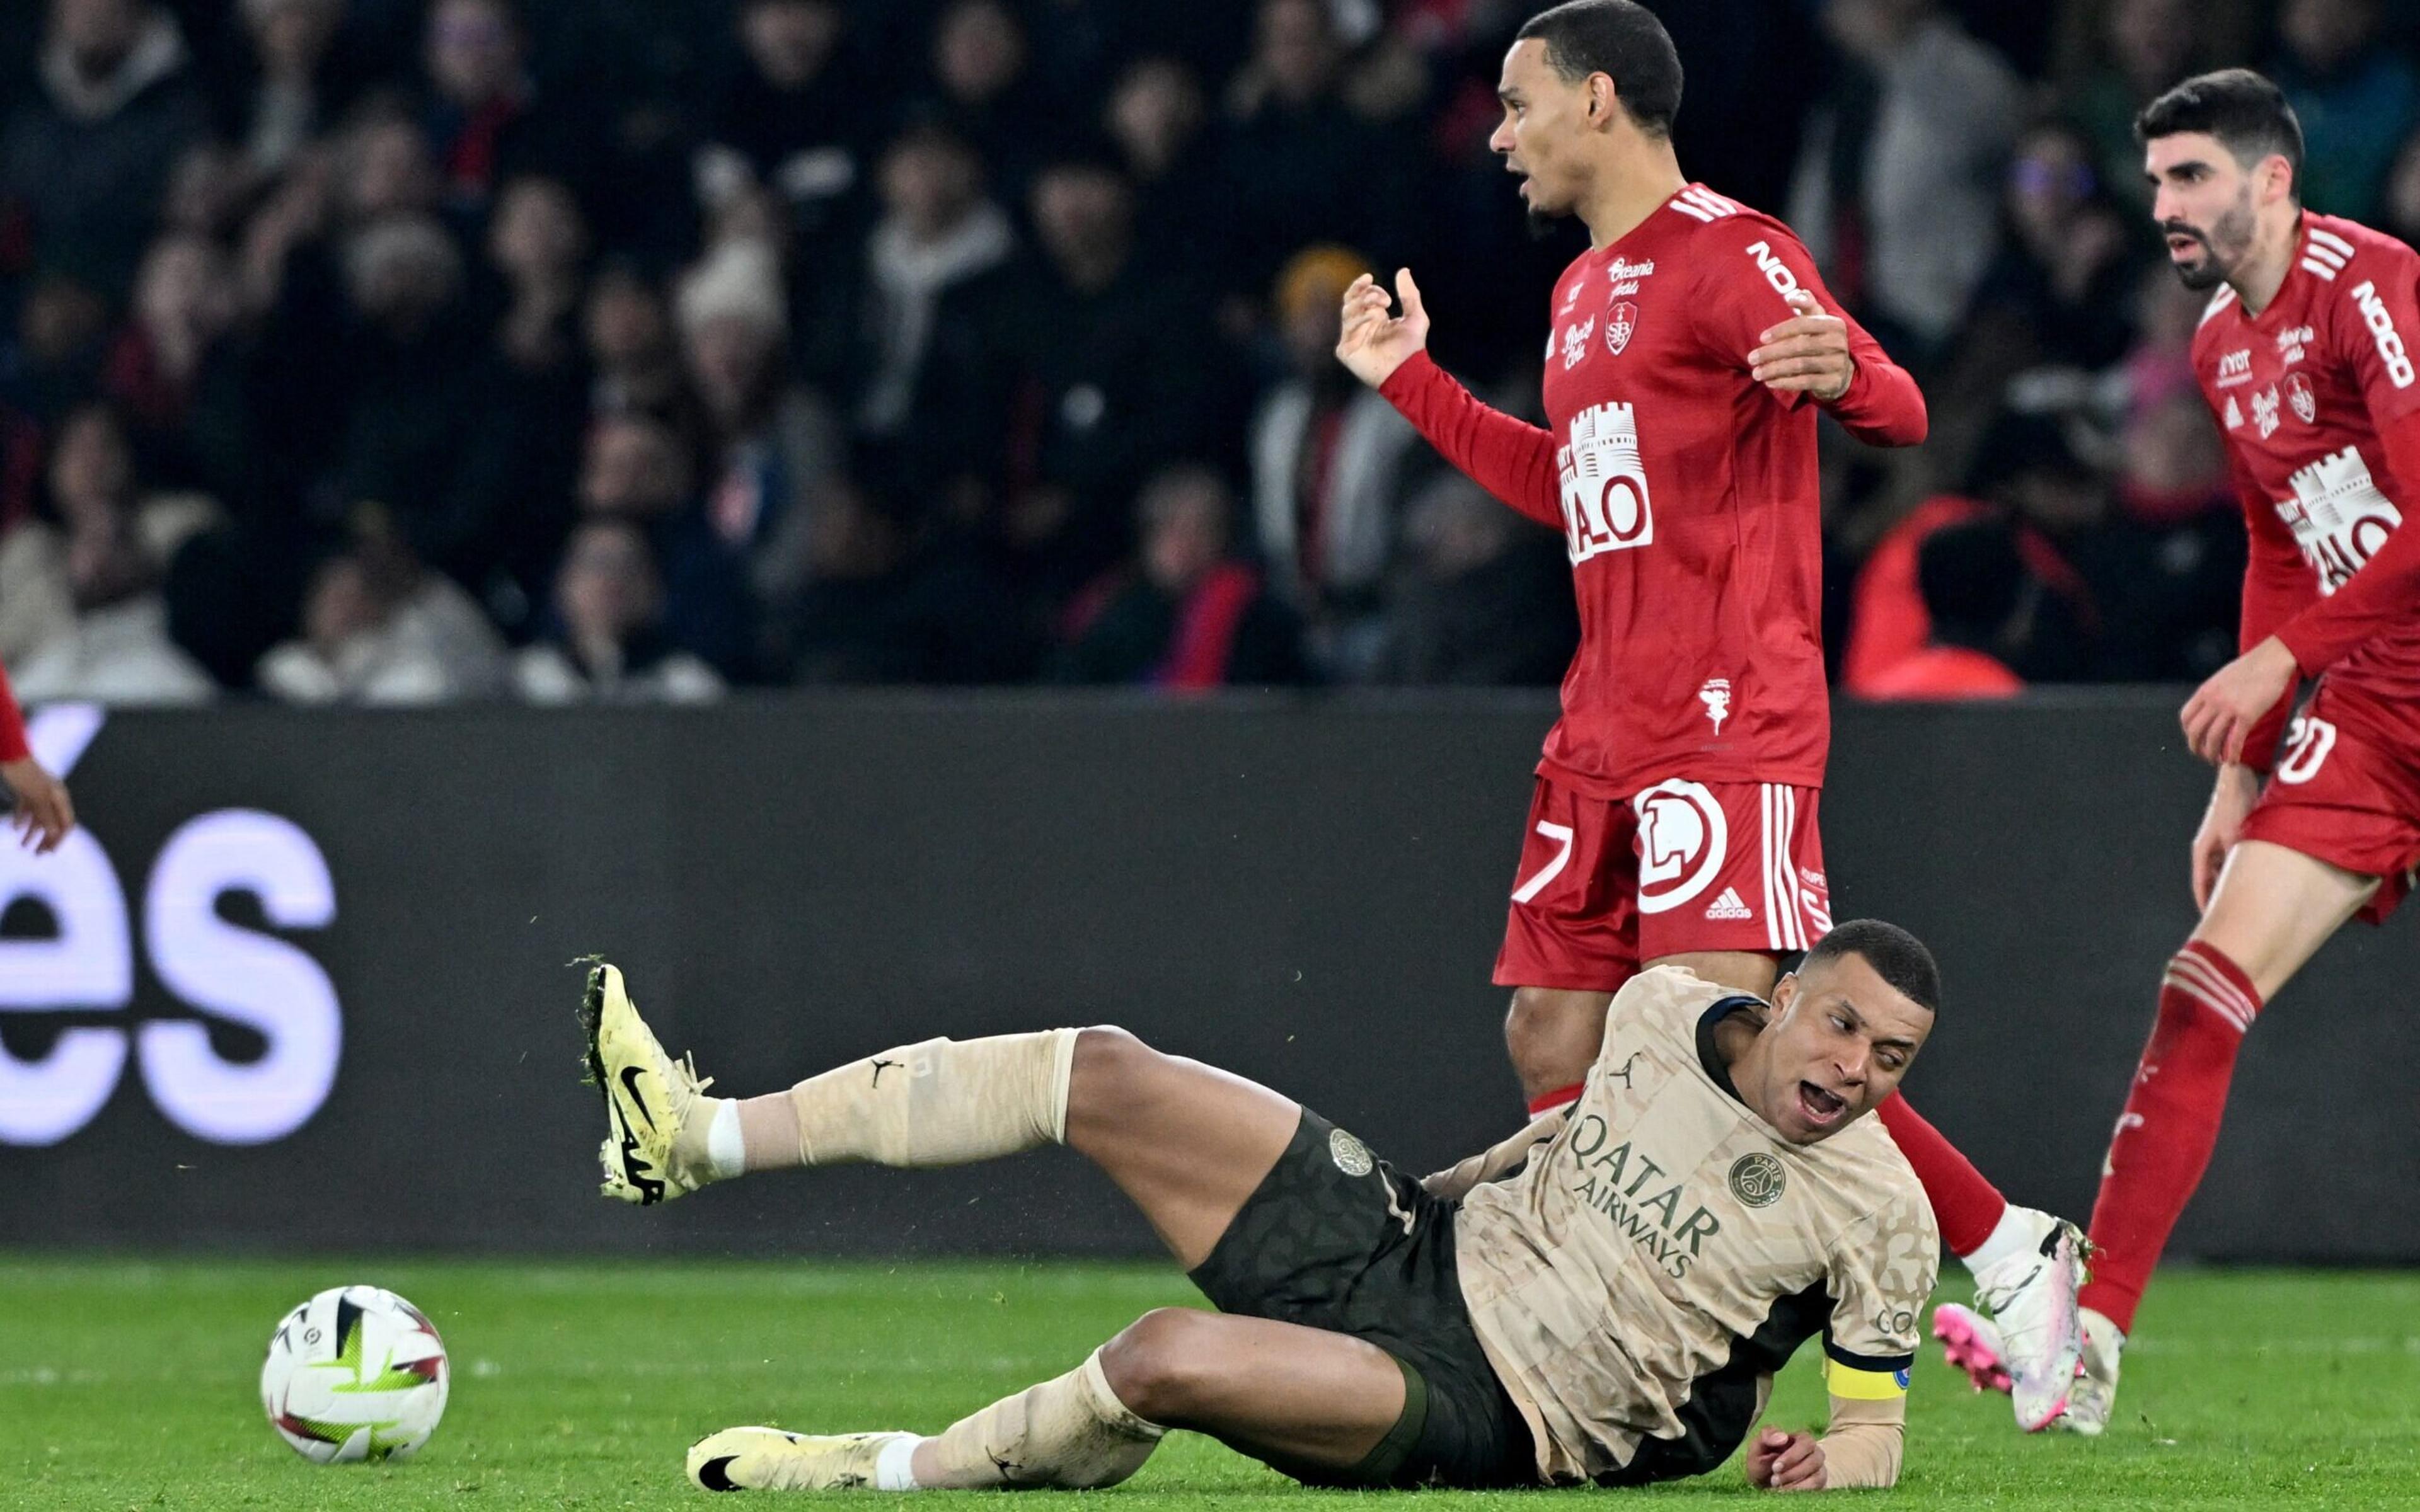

{"left": 580, "top": 919, "right": 1939, "bottom": 1492}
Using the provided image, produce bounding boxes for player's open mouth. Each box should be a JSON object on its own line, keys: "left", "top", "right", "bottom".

{"left": 2165, "top": 233, "right": 2202, "bottom": 256}
{"left": 1797, "top": 1082, "right": 1847, "bottom": 1126}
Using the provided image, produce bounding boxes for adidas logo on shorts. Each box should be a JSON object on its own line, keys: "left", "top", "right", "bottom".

{"left": 1703, "top": 886, "right": 1753, "bottom": 921}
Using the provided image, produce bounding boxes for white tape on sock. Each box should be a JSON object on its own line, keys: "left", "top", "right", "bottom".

{"left": 875, "top": 1433, "right": 925, "bottom": 1491}
{"left": 705, "top": 1099, "right": 746, "bottom": 1181}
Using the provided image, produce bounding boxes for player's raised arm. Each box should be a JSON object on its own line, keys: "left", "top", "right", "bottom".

{"left": 1710, "top": 232, "right": 1926, "bottom": 447}
{"left": 1340, "top": 270, "right": 1563, "bottom": 527}
{"left": 1334, "top": 268, "right": 1431, "bottom": 389}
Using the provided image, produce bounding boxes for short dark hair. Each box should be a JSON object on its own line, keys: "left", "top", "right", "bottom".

{"left": 1516, "top": 0, "right": 1683, "bottom": 139}
{"left": 2135, "top": 68, "right": 2303, "bottom": 198}
{"left": 1803, "top": 919, "right": 1940, "bottom": 1014}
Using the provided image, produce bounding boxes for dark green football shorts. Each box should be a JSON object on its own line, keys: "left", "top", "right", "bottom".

{"left": 1187, "top": 1108, "right": 1536, "bottom": 1489}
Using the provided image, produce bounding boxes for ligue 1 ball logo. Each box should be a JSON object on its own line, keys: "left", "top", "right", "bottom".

{"left": 1606, "top": 300, "right": 1638, "bottom": 357}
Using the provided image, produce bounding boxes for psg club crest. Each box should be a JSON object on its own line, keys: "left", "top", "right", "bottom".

{"left": 1605, "top": 300, "right": 1638, "bottom": 357}
{"left": 1729, "top": 1152, "right": 1786, "bottom": 1208}
{"left": 2286, "top": 372, "right": 2316, "bottom": 425}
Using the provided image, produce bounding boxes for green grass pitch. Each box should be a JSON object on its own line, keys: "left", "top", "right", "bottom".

{"left": 4, "top": 1259, "right": 2416, "bottom": 1509}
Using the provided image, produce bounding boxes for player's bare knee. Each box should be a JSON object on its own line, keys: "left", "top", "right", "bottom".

{"left": 1097, "top": 1309, "right": 1214, "bottom": 1423}
{"left": 1502, "top": 988, "right": 1543, "bottom": 1053}
{"left": 1505, "top": 988, "right": 1596, "bottom": 1090}
{"left": 1066, "top": 1026, "right": 1165, "bottom": 1130}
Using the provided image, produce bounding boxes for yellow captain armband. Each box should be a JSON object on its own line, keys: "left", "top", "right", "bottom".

{"left": 1821, "top": 1350, "right": 1912, "bottom": 1400}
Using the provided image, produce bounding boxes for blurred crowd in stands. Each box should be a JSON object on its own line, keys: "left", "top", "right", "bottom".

{"left": 0, "top": 0, "right": 2416, "bottom": 705}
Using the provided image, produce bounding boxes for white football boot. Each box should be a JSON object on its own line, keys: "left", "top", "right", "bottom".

{"left": 2057, "top": 1307, "right": 2124, "bottom": 1436}
{"left": 1931, "top": 1303, "right": 2011, "bottom": 1394}
{"left": 1930, "top": 1209, "right": 2088, "bottom": 1431}
{"left": 688, "top": 1428, "right": 918, "bottom": 1491}
{"left": 579, "top": 960, "right": 715, "bottom": 1205}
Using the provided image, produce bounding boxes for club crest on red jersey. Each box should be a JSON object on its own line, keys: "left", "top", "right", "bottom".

{"left": 2286, "top": 371, "right": 2316, "bottom": 425}
{"left": 1606, "top": 300, "right": 1638, "bottom": 356}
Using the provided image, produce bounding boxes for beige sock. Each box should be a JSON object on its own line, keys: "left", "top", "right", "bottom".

{"left": 727, "top": 1029, "right": 1080, "bottom": 1172}
{"left": 915, "top": 1348, "right": 1165, "bottom": 1489}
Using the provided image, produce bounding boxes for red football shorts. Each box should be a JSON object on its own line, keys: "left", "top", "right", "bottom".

{"left": 1494, "top": 770, "right": 1834, "bottom": 992}
{"left": 2239, "top": 684, "right": 2420, "bottom": 925}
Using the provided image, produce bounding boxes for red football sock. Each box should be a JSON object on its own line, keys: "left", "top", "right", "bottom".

{"left": 1875, "top": 1093, "right": 2007, "bottom": 1256}
{"left": 1527, "top": 1082, "right": 1586, "bottom": 1117}
{"left": 2082, "top": 941, "right": 2260, "bottom": 1334}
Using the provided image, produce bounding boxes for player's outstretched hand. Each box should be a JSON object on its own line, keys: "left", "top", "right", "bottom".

{"left": 1744, "top": 1428, "right": 1826, "bottom": 1492}
{"left": 2191, "top": 762, "right": 2259, "bottom": 913}
{"left": 0, "top": 755, "right": 73, "bottom": 855}
{"left": 1335, "top": 268, "right": 1430, "bottom": 389}
{"left": 2179, "top": 636, "right": 2299, "bottom": 767}
{"left": 1748, "top": 290, "right": 1854, "bottom": 403}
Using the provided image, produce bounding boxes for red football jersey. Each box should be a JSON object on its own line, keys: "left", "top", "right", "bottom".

{"left": 1381, "top": 183, "right": 1925, "bottom": 797}
{"left": 0, "top": 660, "right": 25, "bottom": 764}
{"left": 2191, "top": 212, "right": 2420, "bottom": 769}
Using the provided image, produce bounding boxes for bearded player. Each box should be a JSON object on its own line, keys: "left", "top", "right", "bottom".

{"left": 1333, "top": 0, "right": 2083, "bottom": 1430}
{"left": 1959, "top": 69, "right": 2420, "bottom": 1435}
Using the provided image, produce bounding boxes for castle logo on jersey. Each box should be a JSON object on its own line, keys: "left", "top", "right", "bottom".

{"left": 1632, "top": 779, "right": 1726, "bottom": 914}
{"left": 2286, "top": 372, "right": 2317, "bottom": 425}
{"left": 1562, "top": 316, "right": 1596, "bottom": 370}
{"left": 1556, "top": 401, "right": 1654, "bottom": 561}
{"left": 1728, "top": 1152, "right": 1786, "bottom": 1208}
{"left": 2278, "top": 445, "right": 2404, "bottom": 593}
{"left": 1606, "top": 300, "right": 1638, "bottom": 357}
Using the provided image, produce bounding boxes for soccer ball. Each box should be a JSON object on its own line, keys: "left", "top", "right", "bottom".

{"left": 259, "top": 1285, "right": 449, "bottom": 1463}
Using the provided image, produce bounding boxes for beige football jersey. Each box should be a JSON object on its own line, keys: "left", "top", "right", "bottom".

{"left": 1455, "top": 966, "right": 1938, "bottom": 1485}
